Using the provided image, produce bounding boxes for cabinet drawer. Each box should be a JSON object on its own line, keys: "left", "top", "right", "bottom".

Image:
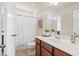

{"left": 36, "top": 38, "right": 41, "bottom": 44}
{"left": 36, "top": 43, "right": 40, "bottom": 56}
{"left": 41, "top": 47, "right": 52, "bottom": 56}
{"left": 54, "top": 48, "right": 71, "bottom": 56}
{"left": 41, "top": 41, "right": 53, "bottom": 53}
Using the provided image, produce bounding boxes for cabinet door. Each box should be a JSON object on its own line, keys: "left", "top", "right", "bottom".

{"left": 54, "top": 48, "right": 71, "bottom": 56}
{"left": 41, "top": 41, "right": 53, "bottom": 54}
{"left": 41, "top": 47, "right": 52, "bottom": 56}
{"left": 36, "top": 43, "right": 40, "bottom": 56}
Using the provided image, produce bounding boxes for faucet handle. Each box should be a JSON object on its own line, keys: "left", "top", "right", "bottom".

{"left": 76, "top": 35, "right": 79, "bottom": 38}
{"left": 73, "top": 32, "right": 79, "bottom": 37}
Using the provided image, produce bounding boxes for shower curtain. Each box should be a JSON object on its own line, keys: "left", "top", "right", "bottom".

{"left": 15, "top": 9, "right": 36, "bottom": 48}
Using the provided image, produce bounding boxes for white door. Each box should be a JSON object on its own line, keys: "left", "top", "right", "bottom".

{"left": 15, "top": 14, "right": 36, "bottom": 47}
{"left": 5, "top": 3, "right": 16, "bottom": 56}
{"left": 0, "top": 3, "right": 6, "bottom": 56}
{"left": 0, "top": 4, "right": 5, "bottom": 56}
{"left": 0, "top": 3, "right": 16, "bottom": 56}
{"left": 0, "top": 5, "right": 2, "bottom": 56}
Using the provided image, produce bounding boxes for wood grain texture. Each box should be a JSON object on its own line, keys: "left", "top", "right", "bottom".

{"left": 54, "top": 48, "right": 71, "bottom": 56}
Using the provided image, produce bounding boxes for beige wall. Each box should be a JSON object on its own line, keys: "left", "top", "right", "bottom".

{"left": 61, "top": 3, "right": 79, "bottom": 36}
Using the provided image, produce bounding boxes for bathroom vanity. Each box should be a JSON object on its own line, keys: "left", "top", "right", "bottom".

{"left": 36, "top": 35, "right": 79, "bottom": 56}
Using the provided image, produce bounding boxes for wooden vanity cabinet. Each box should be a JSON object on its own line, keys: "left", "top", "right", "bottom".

{"left": 36, "top": 43, "right": 40, "bottom": 56}
{"left": 54, "top": 48, "right": 71, "bottom": 56}
{"left": 41, "top": 47, "right": 52, "bottom": 56}
{"left": 41, "top": 41, "right": 54, "bottom": 56}
{"left": 41, "top": 41, "right": 53, "bottom": 54}
{"left": 36, "top": 38, "right": 41, "bottom": 45}
{"left": 36, "top": 38, "right": 41, "bottom": 56}
{"left": 36, "top": 38, "right": 71, "bottom": 56}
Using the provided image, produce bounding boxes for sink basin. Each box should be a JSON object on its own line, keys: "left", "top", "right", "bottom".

{"left": 48, "top": 36, "right": 62, "bottom": 42}
{"left": 48, "top": 35, "right": 71, "bottom": 43}
{"left": 41, "top": 34, "right": 79, "bottom": 44}
{"left": 41, "top": 34, "right": 51, "bottom": 37}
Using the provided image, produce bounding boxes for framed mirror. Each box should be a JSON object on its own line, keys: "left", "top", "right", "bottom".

{"left": 73, "top": 10, "right": 79, "bottom": 35}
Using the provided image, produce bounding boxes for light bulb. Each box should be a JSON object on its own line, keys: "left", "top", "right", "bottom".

{"left": 53, "top": 2, "right": 58, "bottom": 5}
{"left": 49, "top": 2, "right": 53, "bottom": 5}
{"left": 7, "top": 14, "right": 12, "bottom": 18}
{"left": 49, "top": 2, "right": 58, "bottom": 5}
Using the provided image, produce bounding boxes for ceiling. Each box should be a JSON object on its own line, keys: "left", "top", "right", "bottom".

{"left": 16, "top": 2, "right": 77, "bottom": 14}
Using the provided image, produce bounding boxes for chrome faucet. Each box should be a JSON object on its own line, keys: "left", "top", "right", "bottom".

{"left": 71, "top": 33, "right": 79, "bottom": 43}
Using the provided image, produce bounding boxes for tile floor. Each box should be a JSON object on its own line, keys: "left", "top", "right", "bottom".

{"left": 16, "top": 48, "right": 35, "bottom": 56}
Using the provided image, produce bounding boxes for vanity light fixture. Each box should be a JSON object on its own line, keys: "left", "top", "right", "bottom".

{"left": 53, "top": 2, "right": 58, "bottom": 5}
{"left": 49, "top": 2, "right": 58, "bottom": 5}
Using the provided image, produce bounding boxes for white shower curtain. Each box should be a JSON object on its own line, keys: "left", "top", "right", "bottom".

{"left": 15, "top": 9, "right": 36, "bottom": 47}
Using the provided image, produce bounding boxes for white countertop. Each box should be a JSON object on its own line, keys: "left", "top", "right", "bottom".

{"left": 36, "top": 35, "right": 79, "bottom": 56}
